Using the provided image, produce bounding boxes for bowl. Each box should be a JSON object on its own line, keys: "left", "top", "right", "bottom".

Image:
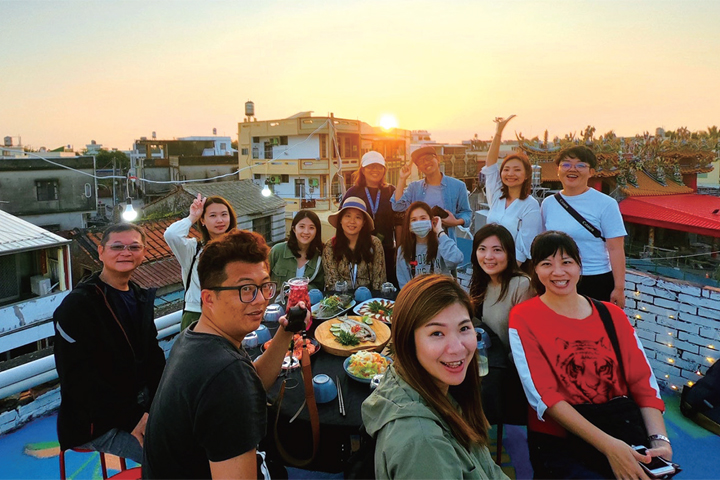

{"left": 309, "top": 289, "right": 324, "bottom": 306}
{"left": 254, "top": 324, "right": 272, "bottom": 344}
{"left": 264, "top": 304, "right": 285, "bottom": 323}
{"left": 354, "top": 286, "right": 372, "bottom": 303}
{"left": 312, "top": 374, "right": 337, "bottom": 404}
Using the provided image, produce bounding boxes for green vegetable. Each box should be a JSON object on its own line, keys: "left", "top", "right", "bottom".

{"left": 335, "top": 330, "right": 360, "bottom": 346}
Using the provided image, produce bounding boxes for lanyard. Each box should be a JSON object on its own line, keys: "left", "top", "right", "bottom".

{"left": 350, "top": 263, "right": 358, "bottom": 289}
{"left": 364, "top": 187, "right": 381, "bottom": 217}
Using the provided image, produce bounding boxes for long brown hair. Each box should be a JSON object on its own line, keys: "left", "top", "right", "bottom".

{"left": 499, "top": 152, "right": 532, "bottom": 200}
{"left": 196, "top": 196, "right": 238, "bottom": 243}
{"left": 392, "top": 274, "right": 489, "bottom": 449}
{"left": 400, "top": 201, "right": 438, "bottom": 265}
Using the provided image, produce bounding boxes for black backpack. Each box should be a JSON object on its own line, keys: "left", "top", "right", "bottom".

{"left": 344, "top": 425, "right": 376, "bottom": 480}
{"left": 681, "top": 360, "right": 720, "bottom": 436}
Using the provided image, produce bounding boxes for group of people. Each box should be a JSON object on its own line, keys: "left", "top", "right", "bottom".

{"left": 51, "top": 115, "right": 673, "bottom": 480}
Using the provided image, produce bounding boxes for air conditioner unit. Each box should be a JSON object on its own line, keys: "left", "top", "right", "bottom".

{"left": 31, "top": 275, "right": 52, "bottom": 296}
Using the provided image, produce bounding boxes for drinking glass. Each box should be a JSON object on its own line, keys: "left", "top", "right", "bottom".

{"left": 334, "top": 280, "right": 348, "bottom": 295}
{"left": 380, "top": 282, "right": 397, "bottom": 299}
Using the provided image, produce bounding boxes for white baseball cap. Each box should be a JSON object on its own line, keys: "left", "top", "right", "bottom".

{"left": 361, "top": 151, "right": 385, "bottom": 168}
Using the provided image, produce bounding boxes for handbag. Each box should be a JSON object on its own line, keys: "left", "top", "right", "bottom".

{"left": 567, "top": 298, "right": 648, "bottom": 470}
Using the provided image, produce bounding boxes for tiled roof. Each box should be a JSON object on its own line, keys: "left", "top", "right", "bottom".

{"left": 619, "top": 194, "right": 720, "bottom": 238}
{"left": 619, "top": 170, "right": 693, "bottom": 197}
{"left": 182, "top": 179, "right": 286, "bottom": 216}
{"left": 132, "top": 257, "right": 182, "bottom": 289}
{"left": 0, "top": 210, "right": 71, "bottom": 254}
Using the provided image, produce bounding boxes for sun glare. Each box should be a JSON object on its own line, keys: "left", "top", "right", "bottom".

{"left": 379, "top": 114, "right": 398, "bottom": 130}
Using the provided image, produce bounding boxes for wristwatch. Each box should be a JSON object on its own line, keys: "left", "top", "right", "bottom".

{"left": 648, "top": 434, "right": 671, "bottom": 446}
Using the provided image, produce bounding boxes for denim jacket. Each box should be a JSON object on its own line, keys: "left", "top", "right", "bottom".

{"left": 391, "top": 173, "right": 472, "bottom": 240}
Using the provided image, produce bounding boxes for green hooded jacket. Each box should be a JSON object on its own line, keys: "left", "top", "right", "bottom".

{"left": 361, "top": 366, "right": 509, "bottom": 480}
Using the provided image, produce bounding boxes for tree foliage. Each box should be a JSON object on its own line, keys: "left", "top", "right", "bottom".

{"left": 95, "top": 149, "right": 130, "bottom": 170}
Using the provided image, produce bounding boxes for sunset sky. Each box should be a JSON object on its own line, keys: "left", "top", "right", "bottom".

{"left": 2, "top": 0, "right": 720, "bottom": 151}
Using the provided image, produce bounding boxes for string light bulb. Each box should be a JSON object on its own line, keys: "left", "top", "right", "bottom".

{"left": 121, "top": 197, "right": 137, "bottom": 222}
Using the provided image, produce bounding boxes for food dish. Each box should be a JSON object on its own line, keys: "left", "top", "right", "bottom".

{"left": 353, "top": 298, "right": 395, "bottom": 324}
{"left": 262, "top": 335, "right": 320, "bottom": 370}
{"left": 311, "top": 297, "right": 357, "bottom": 320}
{"left": 315, "top": 316, "right": 391, "bottom": 357}
{"left": 343, "top": 351, "right": 392, "bottom": 383}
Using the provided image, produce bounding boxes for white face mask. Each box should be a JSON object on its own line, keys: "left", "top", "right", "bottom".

{"left": 410, "top": 220, "right": 432, "bottom": 238}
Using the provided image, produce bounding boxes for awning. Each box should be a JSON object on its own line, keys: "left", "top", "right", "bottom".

{"left": 619, "top": 194, "right": 720, "bottom": 238}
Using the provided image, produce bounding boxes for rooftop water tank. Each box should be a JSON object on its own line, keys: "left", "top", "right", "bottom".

{"left": 245, "top": 101, "right": 255, "bottom": 117}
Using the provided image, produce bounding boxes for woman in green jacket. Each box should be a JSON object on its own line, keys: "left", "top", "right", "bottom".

{"left": 362, "top": 274, "right": 508, "bottom": 480}
{"left": 269, "top": 210, "right": 324, "bottom": 292}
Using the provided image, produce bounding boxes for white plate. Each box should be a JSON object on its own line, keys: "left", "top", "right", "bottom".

{"left": 311, "top": 299, "right": 357, "bottom": 320}
{"left": 353, "top": 298, "right": 395, "bottom": 324}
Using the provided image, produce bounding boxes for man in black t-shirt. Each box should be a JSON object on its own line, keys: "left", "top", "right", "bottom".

{"left": 143, "top": 230, "right": 310, "bottom": 479}
{"left": 54, "top": 224, "right": 165, "bottom": 463}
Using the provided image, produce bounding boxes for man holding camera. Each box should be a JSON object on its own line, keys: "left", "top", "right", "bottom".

{"left": 143, "top": 229, "right": 310, "bottom": 479}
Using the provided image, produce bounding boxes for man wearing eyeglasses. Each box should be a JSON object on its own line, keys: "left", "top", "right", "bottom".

{"left": 143, "top": 229, "right": 310, "bottom": 479}
{"left": 54, "top": 223, "right": 166, "bottom": 464}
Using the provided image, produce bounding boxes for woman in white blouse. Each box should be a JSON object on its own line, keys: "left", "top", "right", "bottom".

{"left": 481, "top": 115, "right": 542, "bottom": 268}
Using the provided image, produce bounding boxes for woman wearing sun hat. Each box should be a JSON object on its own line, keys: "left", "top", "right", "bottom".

{"left": 343, "top": 151, "right": 401, "bottom": 286}
{"left": 323, "top": 196, "right": 387, "bottom": 291}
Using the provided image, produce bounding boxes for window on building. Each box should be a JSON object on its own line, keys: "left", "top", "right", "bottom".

{"left": 220, "top": 143, "right": 227, "bottom": 150}
{"left": 254, "top": 174, "right": 261, "bottom": 180}
{"left": 253, "top": 216, "right": 272, "bottom": 242}
{"left": 36, "top": 180, "right": 58, "bottom": 201}
{"left": 264, "top": 142, "right": 273, "bottom": 160}
{"left": 242, "top": 148, "right": 249, "bottom": 156}
{"left": 252, "top": 137, "right": 260, "bottom": 143}
{"left": 698, "top": 173, "right": 708, "bottom": 179}
{"left": 281, "top": 175, "right": 289, "bottom": 183}
{"left": 280, "top": 136, "right": 288, "bottom": 146}
{"left": 252, "top": 147, "right": 259, "bottom": 159}
{"left": 295, "top": 179, "right": 305, "bottom": 198}
{"left": 319, "top": 134, "right": 327, "bottom": 159}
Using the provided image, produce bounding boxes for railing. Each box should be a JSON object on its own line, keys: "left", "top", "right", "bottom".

{"left": 0, "top": 311, "right": 181, "bottom": 399}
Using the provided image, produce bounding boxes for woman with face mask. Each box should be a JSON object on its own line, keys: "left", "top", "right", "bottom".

{"left": 396, "top": 201, "right": 464, "bottom": 289}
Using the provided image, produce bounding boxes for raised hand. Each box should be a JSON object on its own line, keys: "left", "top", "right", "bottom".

{"left": 399, "top": 161, "right": 413, "bottom": 181}
{"left": 494, "top": 115, "right": 516, "bottom": 132}
{"left": 432, "top": 216, "right": 443, "bottom": 234}
{"left": 188, "top": 193, "right": 206, "bottom": 223}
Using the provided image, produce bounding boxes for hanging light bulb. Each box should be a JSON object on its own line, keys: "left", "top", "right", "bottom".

{"left": 122, "top": 197, "right": 138, "bottom": 221}
{"left": 261, "top": 180, "right": 272, "bottom": 197}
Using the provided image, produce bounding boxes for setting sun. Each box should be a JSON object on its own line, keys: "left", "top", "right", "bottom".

{"left": 379, "top": 114, "right": 398, "bottom": 130}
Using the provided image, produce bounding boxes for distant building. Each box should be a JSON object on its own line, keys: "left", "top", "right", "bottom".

{"left": 0, "top": 211, "right": 72, "bottom": 364}
{"left": 142, "top": 179, "right": 286, "bottom": 244}
{"left": 237, "top": 112, "right": 412, "bottom": 212}
{"left": 130, "top": 136, "right": 237, "bottom": 202}
{"left": 0, "top": 155, "right": 98, "bottom": 231}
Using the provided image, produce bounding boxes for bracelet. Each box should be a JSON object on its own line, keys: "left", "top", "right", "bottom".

{"left": 648, "top": 434, "right": 671, "bottom": 446}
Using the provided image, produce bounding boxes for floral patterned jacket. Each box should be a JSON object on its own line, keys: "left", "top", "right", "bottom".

{"left": 322, "top": 236, "right": 386, "bottom": 291}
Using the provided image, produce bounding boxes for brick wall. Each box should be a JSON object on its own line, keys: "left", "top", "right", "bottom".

{"left": 625, "top": 270, "right": 720, "bottom": 391}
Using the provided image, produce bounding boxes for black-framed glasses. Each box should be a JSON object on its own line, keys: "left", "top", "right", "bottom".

{"left": 209, "top": 282, "right": 277, "bottom": 303}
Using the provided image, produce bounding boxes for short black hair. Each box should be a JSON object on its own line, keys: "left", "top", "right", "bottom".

{"left": 554, "top": 145, "right": 597, "bottom": 169}
{"left": 530, "top": 231, "right": 582, "bottom": 295}
{"left": 100, "top": 223, "right": 146, "bottom": 246}
{"left": 198, "top": 230, "right": 270, "bottom": 289}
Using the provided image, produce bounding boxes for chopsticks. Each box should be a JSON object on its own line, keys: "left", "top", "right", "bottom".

{"left": 336, "top": 375, "right": 346, "bottom": 417}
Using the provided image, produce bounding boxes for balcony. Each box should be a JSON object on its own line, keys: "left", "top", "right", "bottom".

{"left": 0, "top": 290, "right": 71, "bottom": 354}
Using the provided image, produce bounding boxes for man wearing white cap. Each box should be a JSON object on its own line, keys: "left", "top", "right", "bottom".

{"left": 342, "top": 151, "right": 401, "bottom": 286}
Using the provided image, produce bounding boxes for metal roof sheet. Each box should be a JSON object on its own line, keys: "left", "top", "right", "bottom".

{"left": 619, "top": 194, "right": 720, "bottom": 238}
{"left": 0, "top": 210, "right": 71, "bottom": 254}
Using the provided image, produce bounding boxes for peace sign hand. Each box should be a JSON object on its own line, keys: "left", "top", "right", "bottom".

{"left": 188, "top": 193, "right": 206, "bottom": 223}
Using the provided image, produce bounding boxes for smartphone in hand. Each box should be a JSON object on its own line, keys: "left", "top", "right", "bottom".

{"left": 632, "top": 446, "right": 676, "bottom": 478}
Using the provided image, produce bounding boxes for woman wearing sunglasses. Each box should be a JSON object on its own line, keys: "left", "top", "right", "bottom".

{"left": 165, "top": 194, "right": 238, "bottom": 330}
{"left": 541, "top": 146, "right": 627, "bottom": 308}
{"left": 396, "top": 201, "right": 463, "bottom": 289}
{"left": 481, "top": 115, "right": 542, "bottom": 270}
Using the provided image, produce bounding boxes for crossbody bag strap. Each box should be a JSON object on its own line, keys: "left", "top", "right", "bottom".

{"left": 183, "top": 241, "right": 202, "bottom": 312}
{"left": 273, "top": 338, "right": 320, "bottom": 467}
{"left": 588, "top": 297, "right": 627, "bottom": 386}
{"left": 554, "top": 193, "right": 606, "bottom": 242}
{"left": 307, "top": 255, "right": 321, "bottom": 283}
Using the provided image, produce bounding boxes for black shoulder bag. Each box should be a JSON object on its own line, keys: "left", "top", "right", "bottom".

{"left": 554, "top": 193, "right": 606, "bottom": 242}
{"left": 568, "top": 298, "right": 647, "bottom": 471}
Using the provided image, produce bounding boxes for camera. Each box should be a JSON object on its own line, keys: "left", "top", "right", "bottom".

{"left": 285, "top": 305, "right": 307, "bottom": 333}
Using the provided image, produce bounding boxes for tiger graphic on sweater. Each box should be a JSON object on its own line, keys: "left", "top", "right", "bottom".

{"left": 555, "top": 336, "right": 616, "bottom": 404}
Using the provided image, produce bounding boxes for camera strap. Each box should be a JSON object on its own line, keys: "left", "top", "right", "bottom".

{"left": 554, "top": 193, "right": 606, "bottom": 242}
{"left": 273, "top": 335, "right": 320, "bottom": 467}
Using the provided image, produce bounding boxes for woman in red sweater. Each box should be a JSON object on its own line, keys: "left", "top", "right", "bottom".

{"left": 509, "top": 231, "right": 672, "bottom": 479}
